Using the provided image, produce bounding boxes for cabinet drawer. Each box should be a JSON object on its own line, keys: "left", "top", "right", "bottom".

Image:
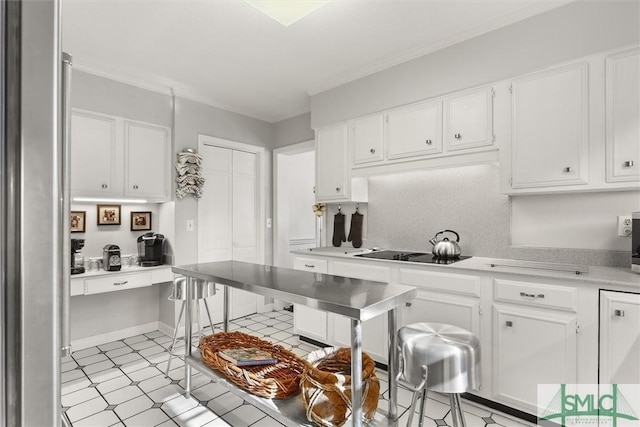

{"left": 293, "top": 257, "right": 328, "bottom": 273}
{"left": 494, "top": 279, "right": 577, "bottom": 311}
{"left": 399, "top": 268, "right": 481, "bottom": 297}
{"left": 85, "top": 272, "right": 152, "bottom": 295}
{"left": 151, "top": 267, "right": 174, "bottom": 284}
{"left": 331, "top": 261, "right": 391, "bottom": 282}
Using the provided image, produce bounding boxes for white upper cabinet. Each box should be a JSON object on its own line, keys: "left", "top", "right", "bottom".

{"left": 71, "top": 109, "right": 171, "bottom": 201}
{"left": 316, "top": 123, "right": 349, "bottom": 202}
{"left": 444, "top": 87, "right": 494, "bottom": 151}
{"left": 510, "top": 62, "right": 589, "bottom": 189}
{"left": 70, "top": 110, "right": 118, "bottom": 197}
{"left": 605, "top": 47, "right": 640, "bottom": 183}
{"left": 352, "top": 115, "right": 384, "bottom": 165}
{"left": 124, "top": 121, "right": 170, "bottom": 199}
{"left": 385, "top": 100, "right": 442, "bottom": 159}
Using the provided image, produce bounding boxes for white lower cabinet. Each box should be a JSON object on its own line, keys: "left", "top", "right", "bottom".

{"left": 292, "top": 256, "right": 329, "bottom": 342}
{"left": 599, "top": 290, "right": 640, "bottom": 385}
{"left": 492, "top": 279, "right": 578, "bottom": 415}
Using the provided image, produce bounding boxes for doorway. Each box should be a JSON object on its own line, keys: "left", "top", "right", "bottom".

{"left": 273, "top": 140, "right": 318, "bottom": 269}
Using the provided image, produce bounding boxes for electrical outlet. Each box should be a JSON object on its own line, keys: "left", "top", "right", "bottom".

{"left": 617, "top": 215, "right": 632, "bottom": 237}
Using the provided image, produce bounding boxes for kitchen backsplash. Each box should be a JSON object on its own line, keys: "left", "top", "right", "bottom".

{"left": 324, "top": 162, "right": 637, "bottom": 268}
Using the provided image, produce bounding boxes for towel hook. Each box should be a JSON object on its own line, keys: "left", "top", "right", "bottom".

{"left": 356, "top": 203, "right": 360, "bottom": 213}
{"left": 338, "top": 205, "right": 342, "bottom": 213}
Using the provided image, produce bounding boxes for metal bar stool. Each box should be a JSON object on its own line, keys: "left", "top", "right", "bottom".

{"left": 396, "top": 323, "right": 481, "bottom": 427}
{"left": 165, "top": 276, "right": 217, "bottom": 376}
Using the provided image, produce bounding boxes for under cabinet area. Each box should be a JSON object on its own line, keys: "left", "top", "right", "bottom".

{"left": 492, "top": 279, "right": 578, "bottom": 415}
{"left": 71, "top": 109, "right": 171, "bottom": 201}
{"left": 599, "top": 290, "right": 640, "bottom": 385}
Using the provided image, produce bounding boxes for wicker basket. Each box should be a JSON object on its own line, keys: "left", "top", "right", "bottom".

{"left": 300, "top": 347, "right": 380, "bottom": 427}
{"left": 199, "top": 331, "right": 311, "bottom": 399}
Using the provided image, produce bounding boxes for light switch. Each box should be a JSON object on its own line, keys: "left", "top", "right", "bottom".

{"left": 186, "top": 219, "right": 195, "bottom": 232}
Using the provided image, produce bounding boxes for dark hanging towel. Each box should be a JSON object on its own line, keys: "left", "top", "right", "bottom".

{"left": 332, "top": 212, "right": 346, "bottom": 247}
{"left": 348, "top": 211, "right": 364, "bottom": 248}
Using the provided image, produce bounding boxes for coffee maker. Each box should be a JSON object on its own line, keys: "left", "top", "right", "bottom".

{"left": 102, "top": 244, "right": 121, "bottom": 271}
{"left": 137, "top": 232, "right": 165, "bottom": 267}
{"left": 71, "top": 238, "right": 85, "bottom": 275}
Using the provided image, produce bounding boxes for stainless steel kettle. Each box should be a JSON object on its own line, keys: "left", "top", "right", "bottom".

{"left": 429, "top": 230, "right": 462, "bottom": 258}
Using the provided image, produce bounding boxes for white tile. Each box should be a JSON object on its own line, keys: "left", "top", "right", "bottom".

{"left": 62, "top": 377, "right": 93, "bottom": 397}
{"left": 491, "top": 412, "right": 536, "bottom": 426}
{"left": 161, "top": 394, "right": 199, "bottom": 418}
{"left": 104, "top": 385, "right": 144, "bottom": 405}
{"left": 191, "top": 382, "right": 228, "bottom": 402}
{"left": 148, "top": 384, "right": 185, "bottom": 403}
{"left": 65, "top": 396, "right": 108, "bottom": 423}
{"left": 246, "top": 323, "right": 267, "bottom": 332}
{"left": 461, "top": 399, "right": 492, "bottom": 418}
{"left": 255, "top": 327, "right": 279, "bottom": 336}
{"left": 261, "top": 318, "right": 281, "bottom": 326}
{"left": 72, "top": 346, "right": 100, "bottom": 360}
{"left": 121, "top": 357, "right": 151, "bottom": 374}
{"left": 96, "top": 374, "right": 132, "bottom": 395}
{"left": 127, "top": 366, "right": 163, "bottom": 382}
{"left": 270, "top": 331, "right": 292, "bottom": 341}
{"left": 201, "top": 418, "right": 231, "bottom": 426}
{"left": 154, "top": 335, "right": 174, "bottom": 345}
{"left": 206, "top": 392, "right": 243, "bottom": 415}
{"left": 178, "top": 373, "right": 211, "bottom": 390}
{"left": 444, "top": 410, "right": 487, "bottom": 427}
{"left": 156, "top": 420, "right": 180, "bottom": 427}
{"left": 156, "top": 357, "right": 184, "bottom": 373}
{"left": 73, "top": 409, "right": 120, "bottom": 427}
{"left": 124, "top": 334, "right": 148, "bottom": 345}
{"left": 166, "top": 365, "right": 187, "bottom": 381}
{"left": 139, "top": 374, "right": 172, "bottom": 394}
{"left": 233, "top": 319, "right": 254, "bottom": 327}
{"left": 131, "top": 339, "right": 157, "bottom": 351}
{"left": 221, "top": 404, "right": 265, "bottom": 427}
{"left": 106, "top": 346, "right": 133, "bottom": 359}
{"left": 77, "top": 353, "right": 109, "bottom": 367}
{"left": 61, "top": 386, "right": 100, "bottom": 407}
{"left": 113, "top": 394, "right": 154, "bottom": 420}
{"left": 61, "top": 354, "right": 73, "bottom": 364}
{"left": 98, "top": 340, "right": 126, "bottom": 352}
{"left": 250, "top": 314, "right": 270, "bottom": 322}
{"left": 250, "top": 416, "right": 284, "bottom": 426}
{"left": 144, "top": 351, "right": 171, "bottom": 364}
{"left": 83, "top": 360, "right": 115, "bottom": 375}
{"left": 172, "top": 406, "right": 219, "bottom": 427}
{"left": 139, "top": 344, "right": 167, "bottom": 358}
{"left": 62, "top": 369, "right": 86, "bottom": 384}
{"left": 112, "top": 352, "right": 143, "bottom": 366}
{"left": 87, "top": 367, "right": 124, "bottom": 384}
{"left": 146, "top": 330, "right": 168, "bottom": 339}
{"left": 62, "top": 360, "right": 78, "bottom": 373}
{"left": 123, "top": 408, "right": 171, "bottom": 426}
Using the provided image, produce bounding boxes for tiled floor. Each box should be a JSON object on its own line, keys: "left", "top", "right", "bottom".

{"left": 62, "top": 310, "right": 534, "bottom": 426}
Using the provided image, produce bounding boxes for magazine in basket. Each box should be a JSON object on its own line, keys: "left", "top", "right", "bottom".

{"left": 218, "top": 347, "right": 279, "bottom": 367}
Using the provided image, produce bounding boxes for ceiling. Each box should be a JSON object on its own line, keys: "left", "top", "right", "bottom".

{"left": 62, "top": 0, "right": 570, "bottom": 123}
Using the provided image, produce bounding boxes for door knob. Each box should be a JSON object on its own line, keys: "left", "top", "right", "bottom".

{"left": 454, "top": 133, "right": 461, "bottom": 139}
{"left": 101, "top": 184, "right": 108, "bottom": 189}
{"left": 426, "top": 139, "right": 432, "bottom": 145}
{"left": 370, "top": 148, "right": 376, "bottom": 154}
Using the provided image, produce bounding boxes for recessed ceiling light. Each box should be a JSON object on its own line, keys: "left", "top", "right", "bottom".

{"left": 244, "top": 0, "right": 331, "bottom": 27}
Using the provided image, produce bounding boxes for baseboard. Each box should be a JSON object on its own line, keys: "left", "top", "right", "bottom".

{"left": 261, "top": 303, "right": 274, "bottom": 312}
{"left": 71, "top": 321, "right": 160, "bottom": 352}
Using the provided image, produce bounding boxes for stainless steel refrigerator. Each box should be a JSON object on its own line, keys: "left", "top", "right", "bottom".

{"left": 1, "top": 1, "right": 70, "bottom": 425}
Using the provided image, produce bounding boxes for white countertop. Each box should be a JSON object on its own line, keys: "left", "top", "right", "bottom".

{"left": 70, "top": 264, "right": 172, "bottom": 279}
{"left": 292, "top": 248, "right": 640, "bottom": 290}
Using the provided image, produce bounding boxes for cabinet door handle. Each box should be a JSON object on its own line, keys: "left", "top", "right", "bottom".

{"left": 101, "top": 184, "right": 108, "bottom": 189}
{"left": 405, "top": 302, "right": 412, "bottom": 307}
{"left": 563, "top": 167, "right": 573, "bottom": 173}
{"left": 113, "top": 281, "right": 128, "bottom": 286}
{"left": 624, "top": 161, "right": 634, "bottom": 167}
{"left": 304, "top": 264, "right": 315, "bottom": 268}
{"left": 520, "top": 292, "right": 545, "bottom": 299}
{"left": 335, "top": 187, "right": 341, "bottom": 192}
{"left": 370, "top": 148, "right": 376, "bottom": 154}
{"left": 505, "top": 321, "right": 513, "bottom": 327}
{"left": 454, "top": 133, "right": 461, "bottom": 139}
{"left": 425, "top": 139, "right": 432, "bottom": 145}
{"left": 614, "top": 309, "right": 625, "bottom": 317}
{"left": 133, "top": 184, "right": 139, "bottom": 190}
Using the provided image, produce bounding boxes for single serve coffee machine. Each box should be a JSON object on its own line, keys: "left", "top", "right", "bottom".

{"left": 103, "top": 244, "right": 121, "bottom": 271}
{"left": 137, "top": 232, "right": 165, "bottom": 267}
{"left": 71, "top": 238, "right": 85, "bottom": 275}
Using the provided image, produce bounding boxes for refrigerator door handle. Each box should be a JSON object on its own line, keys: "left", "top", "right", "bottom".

{"left": 60, "top": 52, "right": 73, "bottom": 357}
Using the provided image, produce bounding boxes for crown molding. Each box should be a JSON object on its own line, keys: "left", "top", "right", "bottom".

{"left": 306, "top": 1, "right": 573, "bottom": 96}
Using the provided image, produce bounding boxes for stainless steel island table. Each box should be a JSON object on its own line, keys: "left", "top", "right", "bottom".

{"left": 172, "top": 260, "right": 417, "bottom": 427}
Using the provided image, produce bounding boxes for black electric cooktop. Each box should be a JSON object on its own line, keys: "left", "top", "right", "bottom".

{"left": 355, "top": 250, "right": 471, "bottom": 265}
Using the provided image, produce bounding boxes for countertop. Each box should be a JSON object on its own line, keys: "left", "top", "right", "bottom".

{"left": 172, "top": 260, "right": 416, "bottom": 321}
{"left": 70, "top": 264, "right": 172, "bottom": 279}
{"left": 292, "top": 247, "right": 640, "bottom": 289}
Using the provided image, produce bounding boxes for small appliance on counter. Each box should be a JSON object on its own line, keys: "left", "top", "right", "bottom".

{"left": 103, "top": 244, "right": 121, "bottom": 271}
{"left": 137, "top": 232, "right": 165, "bottom": 267}
{"left": 71, "top": 238, "right": 85, "bottom": 275}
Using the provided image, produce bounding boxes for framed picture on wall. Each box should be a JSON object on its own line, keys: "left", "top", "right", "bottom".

{"left": 97, "top": 204, "right": 121, "bottom": 226}
{"left": 131, "top": 211, "right": 152, "bottom": 231}
{"left": 70, "top": 211, "right": 86, "bottom": 233}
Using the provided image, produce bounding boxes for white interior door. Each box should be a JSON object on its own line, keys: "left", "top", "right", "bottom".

{"left": 198, "top": 141, "right": 259, "bottom": 321}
